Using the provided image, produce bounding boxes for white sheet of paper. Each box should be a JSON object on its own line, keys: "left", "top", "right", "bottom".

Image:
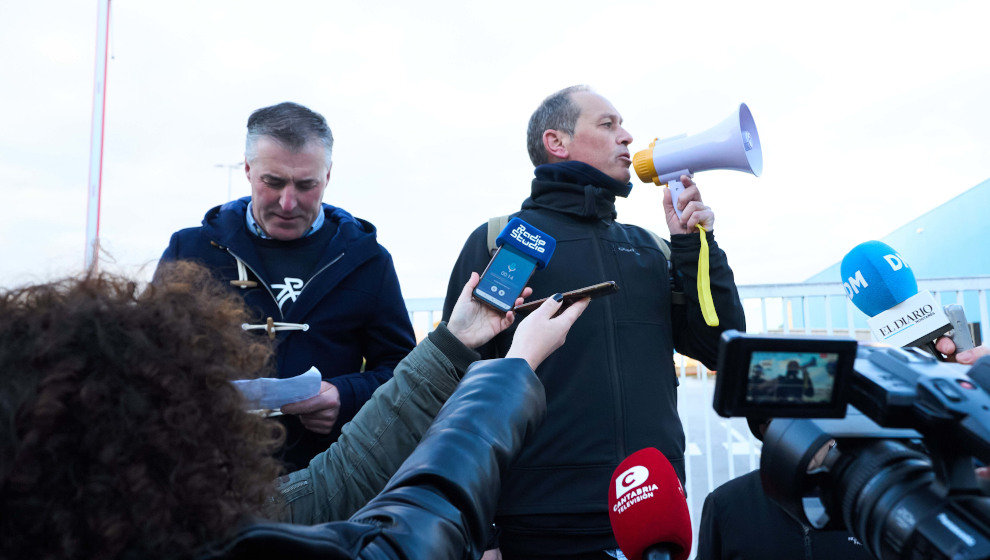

{"left": 232, "top": 367, "right": 322, "bottom": 410}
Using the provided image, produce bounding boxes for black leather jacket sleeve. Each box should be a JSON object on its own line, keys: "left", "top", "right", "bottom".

{"left": 204, "top": 357, "right": 545, "bottom": 560}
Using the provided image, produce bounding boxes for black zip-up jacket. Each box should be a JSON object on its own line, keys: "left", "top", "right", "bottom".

{"left": 442, "top": 162, "right": 745, "bottom": 549}
{"left": 697, "top": 470, "right": 872, "bottom": 560}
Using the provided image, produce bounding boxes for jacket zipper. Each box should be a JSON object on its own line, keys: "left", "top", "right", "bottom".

{"left": 591, "top": 220, "right": 625, "bottom": 459}
{"left": 302, "top": 252, "right": 345, "bottom": 291}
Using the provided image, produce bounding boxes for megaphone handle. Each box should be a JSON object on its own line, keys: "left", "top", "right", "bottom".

{"left": 669, "top": 179, "right": 686, "bottom": 218}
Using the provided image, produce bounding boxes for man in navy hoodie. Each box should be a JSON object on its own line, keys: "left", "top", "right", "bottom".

{"left": 159, "top": 102, "right": 415, "bottom": 471}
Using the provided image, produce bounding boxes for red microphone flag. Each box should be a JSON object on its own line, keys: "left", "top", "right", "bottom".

{"left": 608, "top": 447, "right": 692, "bottom": 560}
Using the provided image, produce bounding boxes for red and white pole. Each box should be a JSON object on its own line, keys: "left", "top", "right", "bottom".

{"left": 84, "top": 0, "right": 111, "bottom": 272}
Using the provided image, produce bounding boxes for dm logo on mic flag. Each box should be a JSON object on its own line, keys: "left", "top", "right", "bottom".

{"left": 840, "top": 240, "right": 918, "bottom": 317}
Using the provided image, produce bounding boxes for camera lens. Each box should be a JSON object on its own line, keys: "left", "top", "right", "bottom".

{"left": 835, "top": 440, "right": 933, "bottom": 557}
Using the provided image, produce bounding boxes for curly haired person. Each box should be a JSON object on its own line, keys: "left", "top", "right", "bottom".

{"left": 0, "top": 262, "right": 284, "bottom": 559}
{"left": 1, "top": 262, "right": 587, "bottom": 559}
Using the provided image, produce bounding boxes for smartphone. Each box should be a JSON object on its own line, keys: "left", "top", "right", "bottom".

{"left": 473, "top": 244, "right": 539, "bottom": 312}
{"left": 512, "top": 281, "right": 619, "bottom": 315}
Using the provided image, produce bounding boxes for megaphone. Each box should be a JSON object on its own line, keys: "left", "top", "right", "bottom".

{"left": 632, "top": 103, "right": 762, "bottom": 217}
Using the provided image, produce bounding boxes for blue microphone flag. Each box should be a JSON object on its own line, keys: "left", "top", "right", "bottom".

{"left": 840, "top": 240, "right": 918, "bottom": 317}
{"left": 496, "top": 218, "right": 556, "bottom": 269}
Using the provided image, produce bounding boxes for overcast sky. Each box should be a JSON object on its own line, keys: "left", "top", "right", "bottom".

{"left": 3, "top": 0, "right": 989, "bottom": 298}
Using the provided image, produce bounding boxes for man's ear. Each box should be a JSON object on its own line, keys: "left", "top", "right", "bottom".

{"left": 542, "top": 129, "right": 570, "bottom": 161}
{"left": 244, "top": 159, "right": 251, "bottom": 179}
{"left": 325, "top": 162, "right": 332, "bottom": 182}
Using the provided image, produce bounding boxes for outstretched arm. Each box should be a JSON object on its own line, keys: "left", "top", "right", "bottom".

{"left": 220, "top": 354, "right": 547, "bottom": 560}
{"left": 447, "top": 272, "right": 532, "bottom": 349}
{"left": 506, "top": 294, "right": 590, "bottom": 370}
{"left": 273, "top": 274, "right": 534, "bottom": 524}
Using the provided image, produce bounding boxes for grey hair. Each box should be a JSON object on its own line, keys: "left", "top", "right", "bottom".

{"left": 525, "top": 85, "right": 593, "bottom": 166}
{"left": 245, "top": 102, "right": 334, "bottom": 167}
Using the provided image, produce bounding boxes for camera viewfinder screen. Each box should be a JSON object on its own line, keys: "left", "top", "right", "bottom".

{"left": 745, "top": 351, "right": 839, "bottom": 405}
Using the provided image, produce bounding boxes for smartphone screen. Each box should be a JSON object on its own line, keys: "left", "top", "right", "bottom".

{"left": 473, "top": 244, "right": 538, "bottom": 312}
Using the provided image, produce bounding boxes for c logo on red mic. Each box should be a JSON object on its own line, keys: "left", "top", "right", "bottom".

{"left": 615, "top": 465, "right": 649, "bottom": 499}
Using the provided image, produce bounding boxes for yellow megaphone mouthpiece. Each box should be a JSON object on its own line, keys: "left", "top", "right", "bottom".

{"left": 633, "top": 140, "right": 661, "bottom": 185}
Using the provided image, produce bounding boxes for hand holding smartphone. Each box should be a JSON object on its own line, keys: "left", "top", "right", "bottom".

{"left": 473, "top": 244, "right": 539, "bottom": 312}
{"left": 512, "top": 281, "right": 619, "bottom": 315}
{"left": 472, "top": 218, "right": 556, "bottom": 313}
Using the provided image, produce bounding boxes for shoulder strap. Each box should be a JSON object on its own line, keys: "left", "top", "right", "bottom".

{"left": 645, "top": 229, "right": 686, "bottom": 306}
{"left": 486, "top": 214, "right": 512, "bottom": 256}
{"left": 645, "top": 229, "right": 672, "bottom": 261}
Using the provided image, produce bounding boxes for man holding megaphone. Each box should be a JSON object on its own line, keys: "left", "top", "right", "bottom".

{"left": 442, "top": 85, "right": 746, "bottom": 560}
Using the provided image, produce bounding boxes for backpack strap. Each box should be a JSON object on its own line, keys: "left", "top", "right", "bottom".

{"left": 486, "top": 214, "right": 512, "bottom": 256}
{"left": 645, "top": 230, "right": 686, "bottom": 306}
{"left": 645, "top": 229, "right": 671, "bottom": 261}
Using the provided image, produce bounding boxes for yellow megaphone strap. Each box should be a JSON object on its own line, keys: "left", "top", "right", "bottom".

{"left": 696, "top": 225, "right": 719, "bottom": 327}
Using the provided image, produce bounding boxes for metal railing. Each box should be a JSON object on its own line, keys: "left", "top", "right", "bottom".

{"left": 407, "top": 277, "right": 990, "bottom": 338}
{"left": 737, "top": 277, "right": 990, "bottom": 339}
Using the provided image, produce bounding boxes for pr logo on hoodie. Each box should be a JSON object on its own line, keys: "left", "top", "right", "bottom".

{"left": 272, "top": 277, "right": 304, "bottom": 310}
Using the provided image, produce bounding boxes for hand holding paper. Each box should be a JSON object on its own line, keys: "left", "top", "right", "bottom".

{"left": 232, "top": 367, "right": 322, "bottom": 410}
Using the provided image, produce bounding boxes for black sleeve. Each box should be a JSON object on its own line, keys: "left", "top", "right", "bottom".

{"left": 696, "top": 491, "right": 723, "bottom": 560}
{"left": 153, "top": 231, "right": 186, "bottom": 283}
{"left": 330, "top": 251, "right": 417, "bottom": 425}
{"left": 348, "top": 358, "right": 544, "bottom": 559}
{"left": 669, "top": 230, "right": 746, "bottom": 370}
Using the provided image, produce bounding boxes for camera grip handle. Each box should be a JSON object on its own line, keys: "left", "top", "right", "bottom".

{"left": 945, "top": 304, "right": 976, "bottom": 353}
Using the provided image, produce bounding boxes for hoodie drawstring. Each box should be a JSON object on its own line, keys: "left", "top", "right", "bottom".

{"left": 242, "top": 317, "right": 310, "bottom": 340}
{"left": 219, "top": 249, "right": 310, "bottom": 339}
{"left": 230, "top": 260, "right": 257, "bottom": 289}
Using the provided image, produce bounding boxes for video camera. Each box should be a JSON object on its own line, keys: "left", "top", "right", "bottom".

{"left": 713, "top": 330, "right": 990, "bottom": 560}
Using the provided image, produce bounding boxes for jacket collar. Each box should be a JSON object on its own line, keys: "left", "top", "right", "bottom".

{"left": 200, "top": 198, "right": 381, "bottom": 321}
{"left": 203, "top": 197, "right": 371, "bottom": 250}
{"left": 245, "top": 200, "right": 326, "bottom": 239}
{"left": 520, "top": 161, "right": 633, "bottom": 221}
